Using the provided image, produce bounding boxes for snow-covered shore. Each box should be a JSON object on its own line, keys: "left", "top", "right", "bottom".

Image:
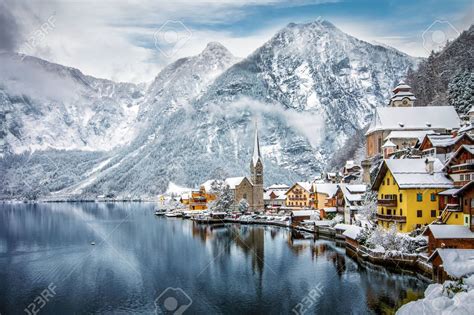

{"left": 397, "top": 275, "right": 474, "bottom": 314}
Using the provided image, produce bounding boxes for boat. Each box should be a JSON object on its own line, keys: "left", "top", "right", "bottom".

{"left": 154, "top": 208, "right": 167, "bottom": 216}
{"left": 165, "top": 211, "right": 183, "bottom": 217}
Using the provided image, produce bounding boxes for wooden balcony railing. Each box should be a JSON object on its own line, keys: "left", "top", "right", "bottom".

{"left": 450, "top": 163, "right": 474, "bottom": 172}
{"left": 376, "top": 213, "right": 406, "bottom": 222}
{"left": 377, "top": 198, "right": 397, "bottom": 207}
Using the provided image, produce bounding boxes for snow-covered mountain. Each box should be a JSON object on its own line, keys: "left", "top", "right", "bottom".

{"left": 0, "top": 52, "right": 145, "bottom": 156}
{"left": 1, "top": 20, "right": 419, "bottom": 199}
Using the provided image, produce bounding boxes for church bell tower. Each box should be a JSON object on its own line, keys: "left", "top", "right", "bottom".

{"left": 250, "top": 121, "right": 264, "bottom": 210}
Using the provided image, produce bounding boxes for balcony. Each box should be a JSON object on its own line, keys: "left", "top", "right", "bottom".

{"left": 376, "top": 213, "right": 406, "bottom": 223}
{"left": 450, "top": 163, "right": 474, "bottom": 172}
{"left": 377, "top": 198, "right": 397, "bottom": 207}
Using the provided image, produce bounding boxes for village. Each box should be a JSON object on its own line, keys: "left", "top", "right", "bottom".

{"left": 160, "top": 82, "right": 474, "bottom": 296}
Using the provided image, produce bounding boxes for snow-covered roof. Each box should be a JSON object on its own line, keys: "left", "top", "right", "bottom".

{"left": 438, "top": 188, "right": 460, "bottom": 196}
{"left": 266, "top": 184, "right": 290, "bottom": 190}
{"left": 383, "top": 158, "right": 453, "bottom": 189}
{"left": 444, "top": 145, "right": 474, "bottom": 167}
{"left": 382, "top": 139, "right": 396, "bottom": 148}
{"left": 343, "top": 225, "right": 363, "bottom": 240}
{"left": 392, "top": 82, "right": 411, "bottom": 92}
{"left": 200, "top": 179, "right": 216, "bottom": 192}
{"left": 264, "top": 190, "right": 286, "bottom": 201}
{"left": 425, "top": 224, "right": 474, "bottom": 239}
{"left": 334, "top": 223, "right": 352, "bottom": 231}
{"left": 431, "top": 249, "right": 474, "bottom": 278}
{"left": 385, "top": 130, "right": 435, "bottom": 141}
{"left": 291, "top": 210, "right": 316, "bottom": 217}
{"left": 367, "top": 106, "right": 460, "bottom": 135}
{"left": 314, "top": 183, "right": 338, "bottom": 197}
{"left": 291, "top": 181, "right": 313, "bottom": 192}
{"left": 345, "top": 160, "right": 360, "bottom": 170}
{"left": 339, "top": 184, "right": 366, "bottom": 204}
{"left": 225, "top": 177, "right": 246, "bottom": 189}
{"left": 346, "top": 184, "right": 367, "bottom": 193}
{"left": 425, "top": 134, "right": 472, "bottom": 148}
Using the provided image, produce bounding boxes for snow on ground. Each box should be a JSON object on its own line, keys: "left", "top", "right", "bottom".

{"left": 397, "top": 275, "right": 474, "bottom": 314}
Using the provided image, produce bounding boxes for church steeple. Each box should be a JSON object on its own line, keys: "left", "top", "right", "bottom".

{"left": 252, "top": 121, "right": 262, "bottom": 167}
{"left": 250, "top": 121, "right": 263, "bottom": 186}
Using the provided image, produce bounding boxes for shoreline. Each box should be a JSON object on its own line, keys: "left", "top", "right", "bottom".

{"left": 189, "top": 216, "right": 434, "bottom": 281}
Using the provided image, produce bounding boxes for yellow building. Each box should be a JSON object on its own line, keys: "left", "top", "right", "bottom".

{"left": 372, "top": 158, "right": 459, "bottom": 233}
{"left": 181, "top": 180, "right": 218, "bottom": 210}
{"left": 285, "top": 182, "right": 314, "bottom": 209}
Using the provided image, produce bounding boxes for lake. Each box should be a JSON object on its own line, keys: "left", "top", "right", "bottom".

{"left": 0, "top": 203, "right": 428, "bottom": 314}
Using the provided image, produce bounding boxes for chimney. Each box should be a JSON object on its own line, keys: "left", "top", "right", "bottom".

{"left": 425, "top": 158, "right": 434, "bottom": 175}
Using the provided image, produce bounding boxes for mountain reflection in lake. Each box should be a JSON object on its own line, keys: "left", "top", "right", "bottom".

{"left": 0, "top": 203, "right": 427, "bottom": 314}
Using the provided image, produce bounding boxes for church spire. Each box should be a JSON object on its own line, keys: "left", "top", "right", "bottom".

{"left": 252, "top": 120, "right": 262, "bottom": 166}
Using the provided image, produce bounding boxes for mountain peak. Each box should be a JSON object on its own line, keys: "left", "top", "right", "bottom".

{"left": 200, "top": 42, "right": 233, "bottom": 58}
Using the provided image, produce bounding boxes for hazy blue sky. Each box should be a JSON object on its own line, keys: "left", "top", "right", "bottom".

{"left": 3, "top": 0, "right": 472, "bottom": 82}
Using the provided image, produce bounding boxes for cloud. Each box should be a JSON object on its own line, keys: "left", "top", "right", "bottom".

{"left": 209, "top": 97, "right": 325, "bottom": 148}
{"left": 0, "top": 0, "right": 22, "bottom": 52}
{"left": 0, "top": 53, "right": 79, "bottom": 102}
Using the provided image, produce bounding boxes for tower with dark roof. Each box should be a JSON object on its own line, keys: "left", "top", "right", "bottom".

{"left": 250, "top": 122, "right": 264, "bottom": 209}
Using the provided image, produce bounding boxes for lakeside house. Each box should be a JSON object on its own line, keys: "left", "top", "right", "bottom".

{"left": 418, "top": 133, "right": 474, "bottom": 162}
{"left": 428, "top": 248, "right": 474, "bottom": 282}
{"left": 264, "top": 184, "right": 289, "bottom": 210}
{"left": 424, "top": 224, "right": 474, "bottom": 255}
{"left": 335, "top": 184, "right": 366, "bottom": 224}
{"left": 285, "top": 182, "right": 314, "bottom": 209}
{"left": 372, "top": 158, "right": 455, "bottom": 232}
{"left": 314, "top": 183, "right": 338, "bottom": 218}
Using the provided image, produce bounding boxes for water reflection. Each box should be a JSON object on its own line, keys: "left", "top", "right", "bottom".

{"left": 0, "top": 203, "right": 427, "bottom": 314}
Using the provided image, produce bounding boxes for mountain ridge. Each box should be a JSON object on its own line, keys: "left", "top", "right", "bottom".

{"left": 1, "top": 19, "right": 423, "bottom": 199}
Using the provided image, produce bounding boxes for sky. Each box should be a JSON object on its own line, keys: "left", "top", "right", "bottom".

{"left": 1, "top": 0, "right": 473, "bottom": 83}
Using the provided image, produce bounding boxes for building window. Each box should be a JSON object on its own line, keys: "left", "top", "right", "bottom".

{"left": 430, "top": 193, "right": 436, "bottom": 202}
{"left": 417, "top": 193, "right": 423, "bottom": 202}
{"left": 417, "top": 210, "right": 423, "bottom": 217}
{"left": 431, "top": 210, "right": 436, "bottom": 217}
{"left": 399, "top": 194, "right": 403, "bottom": 202}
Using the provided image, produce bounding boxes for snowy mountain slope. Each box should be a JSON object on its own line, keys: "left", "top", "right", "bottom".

{"left": 1, "top": 20, "right": 420, "bottom": 199}
{"left": 0, "top": 52, "right": 145, "bottom": 156}
{"left": 66, "top": 21, "right": 419, "bottom": 198}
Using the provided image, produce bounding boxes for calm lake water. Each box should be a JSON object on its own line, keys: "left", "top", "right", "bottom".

{"left": 0, "top": 203, "right": 428, "bottom": 314}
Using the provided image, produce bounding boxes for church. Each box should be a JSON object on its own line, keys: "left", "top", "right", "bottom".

{"left": 224, "top": 123, "right": 264, "bottom": 211}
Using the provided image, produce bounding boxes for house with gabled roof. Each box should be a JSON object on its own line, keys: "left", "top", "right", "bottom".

{"left": 366, "top": 105, "right": 460, "bottom": 159}
{"left": 419, "top": 133, "right": 474, "bottom": 163}
{"left": 335, "top": 184, "right": 367, "bottom": 224}
{"left": 372, "top": 158, "right": 455, "bottom": 233}
{"left": 285, "top": 182, "right": 314, "bottom": 209}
